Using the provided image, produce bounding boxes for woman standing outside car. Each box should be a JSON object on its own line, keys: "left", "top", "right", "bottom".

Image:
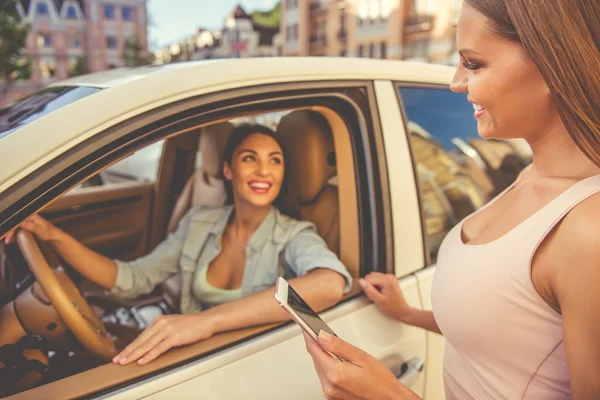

{"left": 6, "top": 124, "right": 352, "bottom": 366}
{"left": 304, "top": 0, "right": 600, "bottom": 399}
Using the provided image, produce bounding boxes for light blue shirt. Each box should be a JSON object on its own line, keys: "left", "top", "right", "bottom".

{"left": 110, "top": 205, "right": 352, "bottom": 313}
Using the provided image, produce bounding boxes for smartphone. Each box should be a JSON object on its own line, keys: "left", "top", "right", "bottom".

{"left": 274, "top": 277, "right": 343, "bottom": 361}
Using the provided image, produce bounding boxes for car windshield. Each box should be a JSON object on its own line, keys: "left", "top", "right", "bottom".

{"left": 0, "top": 86, "right": 102, "bottom": 139}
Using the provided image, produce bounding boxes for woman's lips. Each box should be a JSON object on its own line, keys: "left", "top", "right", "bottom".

{"left": 248, "top": 181, "right": 272, "bottom": 195}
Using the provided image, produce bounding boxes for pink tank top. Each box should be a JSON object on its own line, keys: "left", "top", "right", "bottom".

{"left": 432, "top": 174, "right": 600, "bottom": 399}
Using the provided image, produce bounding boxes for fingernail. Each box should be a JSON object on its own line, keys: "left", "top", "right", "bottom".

{"left": 119, "top": 357, "right": 127, "bottom": 364}
{"left": 359, "top": 279, "right": 366, "bottom": 287}
{"left": 319, "top": 330, "right": 331, "bottom": 343}
{"left": 112, "top": 356, "right": 119, "bottom": 363}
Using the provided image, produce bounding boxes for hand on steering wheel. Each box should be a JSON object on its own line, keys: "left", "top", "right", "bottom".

{"left": 16, "top": 230, "right": 117, "bottom": 361}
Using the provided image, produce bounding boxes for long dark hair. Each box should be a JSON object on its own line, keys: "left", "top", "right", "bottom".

{"left": 464, "top": 0, "right": 600, "bottom": 166}
{"left": 222, "top": 124, "right": 290, "bottom": 210}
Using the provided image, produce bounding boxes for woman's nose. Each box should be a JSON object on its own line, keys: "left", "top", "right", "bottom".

{"left": 450, "top": 69, "right": 467, "bottom": 93}
{"left": 257, "top": 161, "right": 270, "bottom": 176}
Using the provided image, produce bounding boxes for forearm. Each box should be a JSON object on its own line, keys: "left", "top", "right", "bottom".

{"left": 400, "top": 308, "right": 442, "bottom": 335}
{"left": 204, "top": 269, "right": 346, "bottom": 335}
{"left": 50, "top": 228, "right": 117, "bottom": 290}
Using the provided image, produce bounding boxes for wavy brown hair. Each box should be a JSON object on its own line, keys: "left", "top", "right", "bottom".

{"left": 464, "top": 0, "right": 600, "bottom": 166}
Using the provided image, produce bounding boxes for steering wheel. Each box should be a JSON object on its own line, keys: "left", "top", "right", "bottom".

{"left": 16, "top": 230, "right": 117, "bottom": 362}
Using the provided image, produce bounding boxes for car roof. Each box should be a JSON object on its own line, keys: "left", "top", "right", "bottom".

{"left": 0, "top": 57, "right": 455, "bottom": 192}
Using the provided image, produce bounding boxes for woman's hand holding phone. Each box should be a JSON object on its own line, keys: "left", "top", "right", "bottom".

{"left": 302, "top": 330, "right": 421, "bottom": 400}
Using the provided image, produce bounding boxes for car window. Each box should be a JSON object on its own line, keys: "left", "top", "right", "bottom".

{"left": 399, "top": 87, "right": 530, "bottom": 263}
{"left": 0, "top": 86, "right": 102, "bottom": 139}
{"left": 73, "top": 140, "right": 165, "bottom": 190}
{"left": 102, "top": 140, "right": 165, "bottom": 183}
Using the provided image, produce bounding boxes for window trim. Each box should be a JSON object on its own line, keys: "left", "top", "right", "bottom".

{"left": 0, "top": 81, "right": 392, "bottom": 398}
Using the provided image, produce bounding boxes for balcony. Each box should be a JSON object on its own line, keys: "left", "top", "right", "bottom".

{"left": 338, "top": 29, "right": 348, "bottom": 44}
{"left": 310, "top": 35, "right": 327, "bottom": 48}
{"left": 404, "top": 14, "right": 435, "bottom": 33}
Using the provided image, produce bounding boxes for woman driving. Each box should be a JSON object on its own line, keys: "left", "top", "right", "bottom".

{"left": 5, "top": 124, "right": 352, "bottom": 366}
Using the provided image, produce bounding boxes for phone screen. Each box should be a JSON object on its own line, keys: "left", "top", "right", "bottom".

{"left": 287, "top": 284, "right": 337, "bottom": 338}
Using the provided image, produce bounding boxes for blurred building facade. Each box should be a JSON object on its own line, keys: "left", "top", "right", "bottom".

{"left": 281, "top": 0, "right": 460, "bottom": 63}
{"left": 155, "top": 5, "right": 281, "bottom": 64}
{"left": 4, "top": 0, "right": 149, "bottom": 105}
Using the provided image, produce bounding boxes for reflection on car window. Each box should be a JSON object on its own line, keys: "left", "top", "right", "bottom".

{"left": 400, "top": 87, "right": 531, "bottom": 263}
{"left": 0, "top": 86, "right": 101, "bottom": 139}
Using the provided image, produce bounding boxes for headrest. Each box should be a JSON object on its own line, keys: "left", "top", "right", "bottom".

{"left": 277, "top": 111, "right": 336, "bottom": 204}
{"left": 199, "top": 122, "right": 234, "bottom": 178}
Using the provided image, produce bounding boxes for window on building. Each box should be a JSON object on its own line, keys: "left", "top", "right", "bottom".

{"left": 122, "top": 6, "right": 133, "bottom": 21}
{"left": 37, "top": 33, "right": 52, "bottom": 48}
{"left": 106, "top": 35, "right": 118, "bottom": 49}
{"left": 369, "top": 43, "right": 375, "bottom": 58}
{"left": 104, "top": 4, "right": 115, "bottom": 20}
{"left": 358, "top": 44, "right": 364, "bottom": 57}
{"left": 410, "top": 39, "right": 429, "bottom": 59}
{"left": 66, "top": 5, "right": 77, "bottom": 19}
{"left": 381, "top": 41, "right": 387, "bottom": 59}
{"left": 36, "top": 2, "right": 49, "bottom": 15}
{"left": 40, "top": 59, "right": 56, "bottom": 80}
{"left": 70, "top": 34, "right": 81, "bottom": 48}
{"left": 340, "top": 49, "right": 347, "bottom": 57}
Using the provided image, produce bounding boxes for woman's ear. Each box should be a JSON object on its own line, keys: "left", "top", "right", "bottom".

{"left": 223, "top": 162, "right": 233, "bottom": 181}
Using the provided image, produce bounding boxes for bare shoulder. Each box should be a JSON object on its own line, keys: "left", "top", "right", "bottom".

{"left": 558, "top": 192, "right": 600, "bottom": 252}
{"left": 550, "top": 192, "right": 600, "bottom": 298}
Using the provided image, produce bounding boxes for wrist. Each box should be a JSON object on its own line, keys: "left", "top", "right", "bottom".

{"left": 395, "top": 306, "right": 418, "bottom": 324}
{"left": 201, "top": 310, "right": 222, "bottom": 337}
{"left": 48, "top": 227, "right": 68, "bottom": 246}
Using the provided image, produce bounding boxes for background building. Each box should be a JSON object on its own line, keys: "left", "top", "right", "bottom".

{"left": 3, "top": 0, "right": 149, "bottom": 105}
{"left": 155, "top": 5, "right": 281, "bottom": 64}
{"left": 281, "top": 0, "right": 460, "bottom": 63}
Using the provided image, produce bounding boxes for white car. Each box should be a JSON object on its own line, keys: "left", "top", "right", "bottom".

{"left": 0, "top": 58, "right": 530, "bottom": 399}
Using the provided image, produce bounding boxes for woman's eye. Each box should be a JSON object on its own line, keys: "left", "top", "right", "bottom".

{"left": 462, "top": 61, "right": 483, "bottom": 71}
{"left": 242, "top": 155, "right": 256, "bottom": 162}
{"left": 270, "top": 157, "right": 282, "bottom": 165}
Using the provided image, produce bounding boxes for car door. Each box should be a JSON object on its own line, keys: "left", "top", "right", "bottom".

{"left": 392, "top": 82, "right": 531, "bottom": 400}
{"left": 95, "top": 82, "right": 430, "bottom": 400}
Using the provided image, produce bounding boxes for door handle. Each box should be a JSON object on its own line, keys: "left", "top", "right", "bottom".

{"left": 394, "top": 357, "right": 425, "bottom": 388}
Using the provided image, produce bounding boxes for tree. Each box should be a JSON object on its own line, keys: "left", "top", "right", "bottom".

{"left": 0, "top": 0, "right": 31, "bottom": 97}
{"left": 69, "top": 56, "right": 90, "bottom": 77}
{"left": 251, "top": 1, "right": 281, "bottom": 28}
{"left": 123, "top": 37, "right": 155, "bottom": 67}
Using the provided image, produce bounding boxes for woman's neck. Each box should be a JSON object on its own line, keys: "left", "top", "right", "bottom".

{"left": 228, "top": 202, "right": 271, "bottom": 240}
{"left": 525, "top": 122, "right": 600, "bottom": 180}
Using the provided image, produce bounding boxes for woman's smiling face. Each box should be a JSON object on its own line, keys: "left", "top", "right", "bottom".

{"left": 223, "top": 132, "right": 285, "bottom": 209}
{"left": 450, "top": 4, "right": 556, "bottom": 143}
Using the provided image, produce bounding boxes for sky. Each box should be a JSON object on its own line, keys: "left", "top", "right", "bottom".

{"left": 147, "top": 0, "right": 278, "bottom": 49}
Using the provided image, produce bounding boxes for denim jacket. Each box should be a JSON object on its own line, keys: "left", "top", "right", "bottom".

{"left": 110, "top": 205, "right": 352, "bottom": 314}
